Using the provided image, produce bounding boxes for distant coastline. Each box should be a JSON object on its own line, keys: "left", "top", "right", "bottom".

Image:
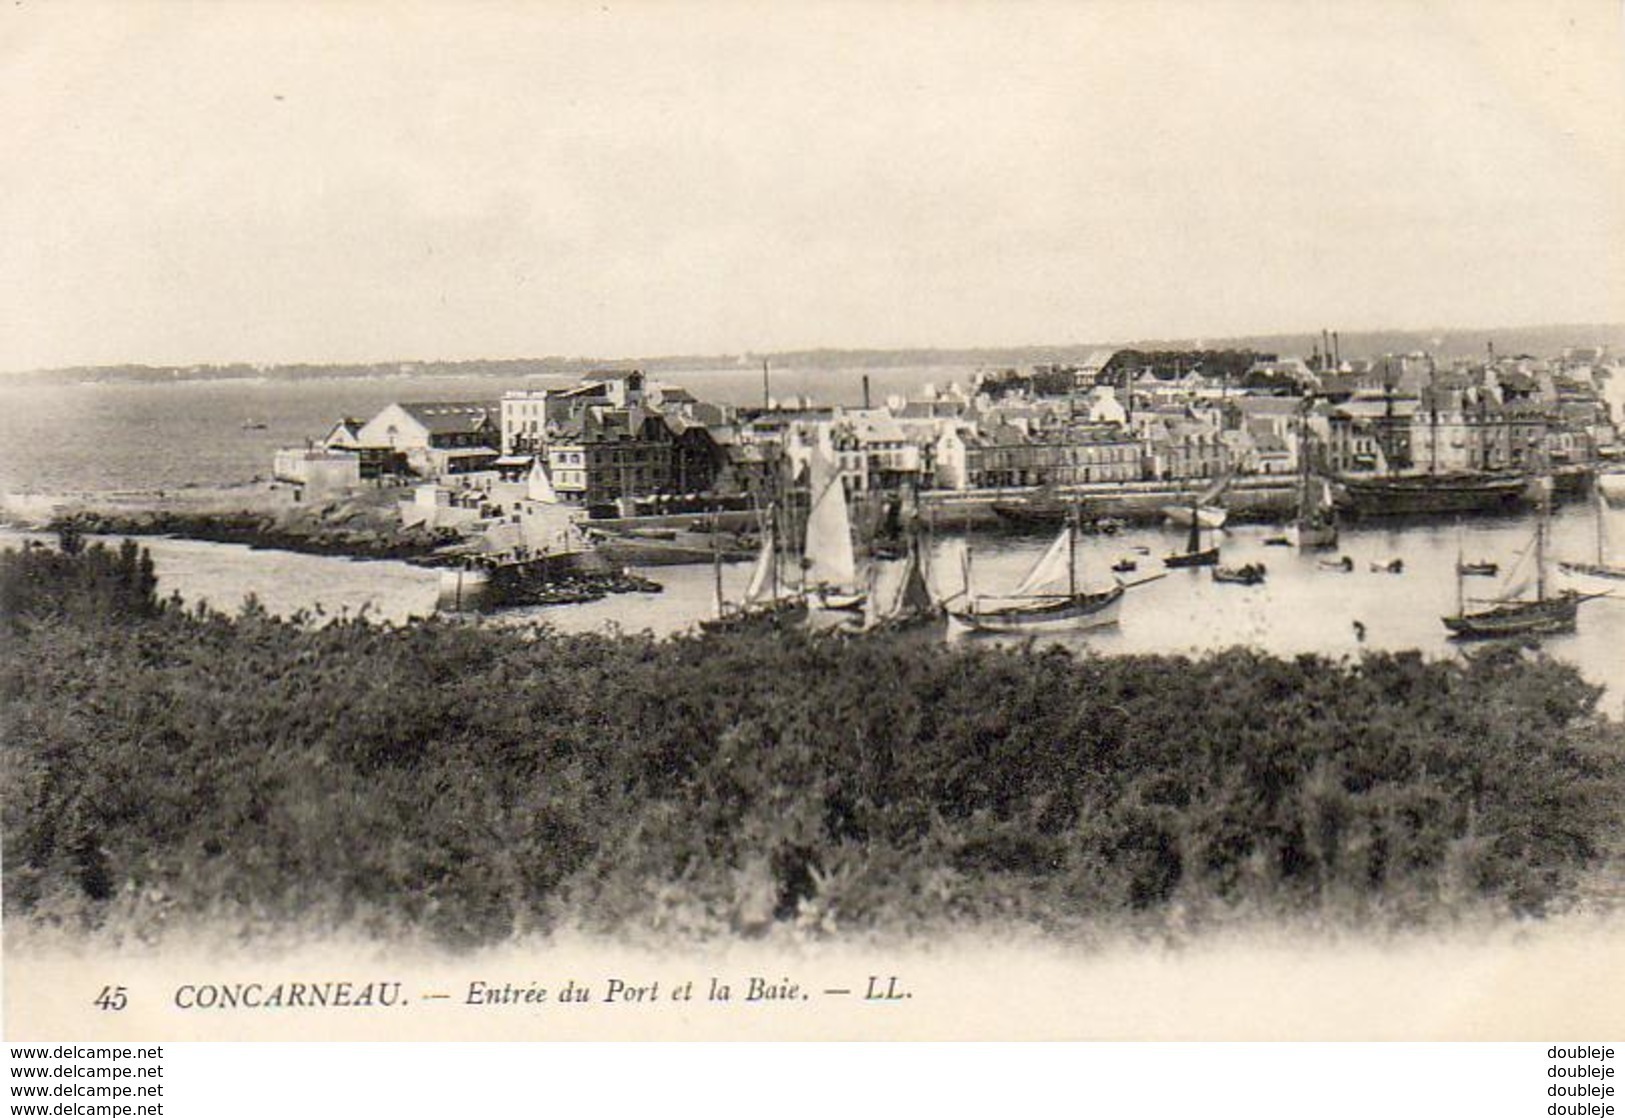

{"left": 4, "top": 321, "right": 1623, "bottom": 386}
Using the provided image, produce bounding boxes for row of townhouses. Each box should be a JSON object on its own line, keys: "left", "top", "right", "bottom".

{"left": 275, "top": 347, "right": 1622, "bottom": 506}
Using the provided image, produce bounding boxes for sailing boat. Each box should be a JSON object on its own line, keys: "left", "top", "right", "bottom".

{"left": 803, "top": 442, "right": 866, "bottom": 613}
{"left": 864, "top": 526, "right": 940, "bottom": 631}
{"left": 1557, "top": 480, "right": 1625, "bottom": 582}
{"left": 1443, "top": 477, "right": 1603, "bottom": 639}
{"left": 703, "top": 503, "right": 806, "bottom": 631}
{"left": 1161, "top": 470, "right": 1230, "bottom": 529}
{"left": 1163, "top": 498, "right": 1220, "bottom": 568}
{"left": 1286, "top": 409, "right": 1338, "bottom": 549}
{"left": 947, "top": 509, "right": 1129, "bottom": 634}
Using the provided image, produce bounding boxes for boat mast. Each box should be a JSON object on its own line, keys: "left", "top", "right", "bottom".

{"left": 1069, "top": 504, "right": 1079, "bottom": 601}
{"left": 961, "top": 504, "right": 975, "bottom": 612}
{"left": 1536, "top": 474, "right": 1549, "bottom": 604}
{"left": 711, "top": 505, "right": 725, "bottom": 619}
{"left": 1455, "top": 519, "right": 1465, "bottom": 616}
{"left": 768, "top": 499, "right": 780, "bottom": 602}
{"left": 1297, "top": 401, "right": 1311, "bottom": 524}
{"left": 1596, "top": 480, "right": 1607, "bottom": 567}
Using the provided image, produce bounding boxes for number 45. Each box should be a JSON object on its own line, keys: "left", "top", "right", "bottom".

{"left": 94, "top": 985, "right": 128, "bottom": 1011}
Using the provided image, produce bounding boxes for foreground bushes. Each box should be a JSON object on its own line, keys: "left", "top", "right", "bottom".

{"left": 2, "top": 543, "right": 1621, "bottom": 947}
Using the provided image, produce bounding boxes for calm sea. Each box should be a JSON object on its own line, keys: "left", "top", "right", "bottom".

{"left": 5, "top": 509, "right": 1620, "bottom": 713}
{"left": 0, "top": 366, "right": 976, "bottom": 494}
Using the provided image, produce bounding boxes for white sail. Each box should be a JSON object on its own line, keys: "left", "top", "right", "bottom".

{"left": 872, "top": 541, "right": 935, "bottom": 623}
{"left": 1012, "top": 526, "right": 1075, "bottom": 596}
{"left": 933, "top": 536, "right": 972, "bottom": 604}
{"left": 1197, "top": 469, "right": 1233, "bottom": 507}
{"left": 1316, "top": 475, "right": 1336, "bottom": 511}
{"left": 803, "top": 445, "right": 858, "bottom": 591}
{"left": 742, "top": 523, "right": 779, "bottom": 604}
{"left": 895, "top": 544, "right": 934, "bottom": 615}
{"left": 527, "top": 458, "right": 559, "bottom": 503}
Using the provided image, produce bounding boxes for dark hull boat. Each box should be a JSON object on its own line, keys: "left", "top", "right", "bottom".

{"left": 592, "top": 531, "right": 754, "bottom": 567}
{"left": 1557, "top": 559, "right": 1625, "bottom": 582}
{"left": 1211, "top": 562, "right": 1266, "bottom": 585}
{"left": 1163, "top": 512, "right": 1218, "bottom": 568}
{"left": 701, "top": 599, "right": 809, "bottom": 633}
{"left": 1164, "top": 546, "right": 1219, "bottom": 569}
{"left": 990, "top": 498, "right": 1075, "bottom": 528}
{"left": 1444, "top": 475, "right": 1603, "bottom": 639}
{"left": 1443, "top": 593, "right": 1584, "bottom": 640}
{"left": 1336, "top": 472, "right": 1527, "bottom": 517}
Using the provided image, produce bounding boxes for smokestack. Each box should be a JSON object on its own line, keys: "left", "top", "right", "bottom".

{"left": 1332, "top": 331, "right": 1340, "bottom": 370}
{"left": 862, "top": 374, "right": 871, "bottom": 410}
{"left": 762, "top": 359, "right": 771, "bottom": 410}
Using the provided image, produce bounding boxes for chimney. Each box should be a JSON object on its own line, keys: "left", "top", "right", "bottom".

{"left": 862, "top": 375, "right": 871, "bottom": 410}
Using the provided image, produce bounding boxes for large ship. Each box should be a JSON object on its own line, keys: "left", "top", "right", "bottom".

{"left": 990, "top": 486, "right": 1091, "bottom": 528}
{"left": 1334, "top": 471, "right": 1528, "bottom": 517}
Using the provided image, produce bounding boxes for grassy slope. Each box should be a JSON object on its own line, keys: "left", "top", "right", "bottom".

{"left": 2, "top": 541, "right": 1622, "bottom": 949}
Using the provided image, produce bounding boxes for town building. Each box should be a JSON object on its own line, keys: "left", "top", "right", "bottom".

{"left": 354, "top": 401, "right": 501, "bottom": 479}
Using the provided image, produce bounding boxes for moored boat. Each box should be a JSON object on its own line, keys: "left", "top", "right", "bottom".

{"left": 1599, "top": 473, "right": 1625, "bottom": 509}
{"left": 1556, "top": 479, "right": 1625, "bottom": 582}
{"left": 947, "top": 511, "right": 1143, "bottom": 635}
{"left": 863, "top": 528, "right": 941, "bottom": 633}
{"left": 703, "top": 503, "right": 808, "bottom": 632}
{"left": 803, "top": 443, "right": 866, "bottom": 618}
{"left": 1336, "top": 471, "right": 1527, "bottom": 517}
{"left": 1161, "top": 502, "right": 1227, "bottom": 530}
{"left": 591, "top": 528, "right": 754, "bottom": 567}
{"left": 1211, "top": 562, "right": 1266, "bottom": 586}
{"left": 1288, "top": 411, "right": 1338, "bottom": 548}
{"left": 1161, "top": 471, "right": 1231, "bottom": 529}
{"left": 1163, "top": 509, "right": 1219, "bottom": 568}
{"left": 990, "top": 488, "right": 1084, "bottom": 528}
{"left": 1444, "top": 474, "right": 1604, "bottom": 639}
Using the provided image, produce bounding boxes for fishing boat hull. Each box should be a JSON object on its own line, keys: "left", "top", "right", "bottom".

{"left": 593, "top": 532, "right": 754, "bottom": 567}
{"left": 1211, "top": 564, "right": 1266, "bottom": 586}
{"left": 1442, "top": 592, "right": 1583, "bottom": 640}
{"left": 1599, "top": 473, "right": 1625, "bottom": 508}
{"left": 807, "top": 588, "right": 866, "bottom": 612}
{"left": 1335, "top": 472, "right": 1527, "bottom": 517}
{"left": 1557, "top": 560, "right": 1625, "bottom": 582}
{"left": 863, "top": 609, "right": 943, "bottom": 636}
{"left": 990, "top": 501, "right": 1073, "bottom": 528}
{"left": 1286, "top": 520, "right": 1339, "bottom": 549}
{"left": 947, "top": 584, "right": 1124, "bottom": 635}
{"left": 701, "top": 599, "right": 809, "bottom": 633}
{"left": 1163, "top": 546, "right": 1220, "bottom": 569}
{"left": 436, "top": 566, "right": 491, "bottom": 612}
{"left": 1161, "top": 503, "right": 1227, "bottom": 530}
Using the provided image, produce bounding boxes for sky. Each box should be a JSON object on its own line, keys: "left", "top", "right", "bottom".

{"left": 1, "top": 0, "right": 1622, "bottom": 370}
